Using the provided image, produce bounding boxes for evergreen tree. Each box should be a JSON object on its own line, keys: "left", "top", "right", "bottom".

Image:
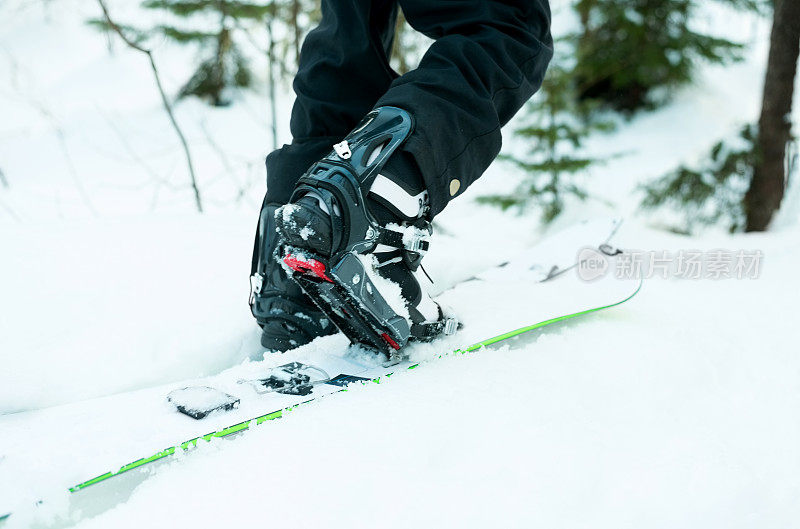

{"left": 744, "top": 0, "right": 800, "bottom": 231}
{"left": 573, "top": 0, "right": 763, "bottom": 113}
{"left": 141, "top": 0, "right": 273, "bottom": 107}
{"left": 641, "top": 0, "right": 798, "bottom": 234}
{"left": 478, "top": 55, "right": 613, "bottom": 224}
{"left": 640, "top": 125, "right": 758, "bottom": 233}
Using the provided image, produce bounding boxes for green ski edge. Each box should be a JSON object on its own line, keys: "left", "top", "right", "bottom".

{"left": 68, "top": 280, "right": 642, "bottom": 493}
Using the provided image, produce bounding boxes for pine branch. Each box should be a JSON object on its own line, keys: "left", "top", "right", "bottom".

{"left": 155, "top": 26, "right": 217, "bottom": 43}
{"left": 142, "top": 0, "right": 271, "bottom": 19}
{"left": 141, "top": 0, "right": 217, "bottom": 16}
{"left": 86, "top": 18, "right": 149, "bottom": 43}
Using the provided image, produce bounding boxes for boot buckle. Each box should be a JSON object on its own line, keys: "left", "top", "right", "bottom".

{"left": 395, "top": 225, "right": 430, "bottom": 255}
{"left": 249, "top": 273, "right": 264, "bottom": 305}
{"left": 333, "top": 140, "right": 352, "bottom": 160}
{"left": 404, "top": 230, "right": 430, "bottom": 254}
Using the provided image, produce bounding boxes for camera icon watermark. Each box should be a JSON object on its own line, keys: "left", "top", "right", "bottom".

{"left": 577, "top": 247, "right": 610, "bottom": 281}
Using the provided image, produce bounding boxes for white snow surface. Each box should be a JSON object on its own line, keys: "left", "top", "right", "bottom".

{"left": 1, "top": 1, "right": 800, "bottom": 528}
{"left": 0, "top": 214, "right": 260, "bottom": 413}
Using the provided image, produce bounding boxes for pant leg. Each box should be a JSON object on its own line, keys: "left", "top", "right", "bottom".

{"left": 265, "top": 0, "right": 399, "bottom": 205}
{"left": 377, "top": 0, "right": 554, "bottom": 217}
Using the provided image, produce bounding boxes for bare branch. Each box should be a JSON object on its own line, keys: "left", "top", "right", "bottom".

{"left": 233, "top": 17, "right": 278, "bottom": 148}
{"left": 97, "top": 106, "right": 167, "bottom": 184}
{"left": 0, "top": 167, "right": 8, "bottom": 189}
{"left": 199, "top": 120, "right": 258, "bottom": 205}
{"left": 0, "top": 198, "right": 21, "bottom": 223}
{"left": 96, "top": 0, "right": 204, "bottom": 213}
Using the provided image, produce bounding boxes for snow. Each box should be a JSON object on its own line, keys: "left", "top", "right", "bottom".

{"left": 1, "top": 0, "right": 800, "bottom": 528}
{"left": 0, "top": 214, "right": 260, "bottom": 414}
{"left": 299, "top": 225, "right": 314, "bottom": 240}
{"left": 13, "top": 225, "right": 800, "bottom": 529}
{"left": 356, "top": 253, "right": 410, "bottom": 320}
{"left": 166, "top": 386, "right": 238, "bottom": 417}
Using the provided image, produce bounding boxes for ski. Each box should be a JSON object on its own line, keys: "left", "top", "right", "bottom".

{"left": 71, "top": 279, "right": 641, "bottom": 493}
{"left": 0, "top": 218, "right": 640, "bottom": 527}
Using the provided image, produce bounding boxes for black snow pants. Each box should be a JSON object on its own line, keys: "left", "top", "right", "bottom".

{"left": 264, "top": 0, "right": 553, "bottom": 218}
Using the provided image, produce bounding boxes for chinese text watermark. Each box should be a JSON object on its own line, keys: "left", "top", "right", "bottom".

{"left": 577, "top": 248, "right": 763, "bottom": 281}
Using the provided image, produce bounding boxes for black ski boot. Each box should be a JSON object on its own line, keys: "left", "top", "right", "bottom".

{"left": 250, "top": 201, "right": 336, "bottom": 351}
{"left": 274, "top": 107, "right": 458, "bottom": 356}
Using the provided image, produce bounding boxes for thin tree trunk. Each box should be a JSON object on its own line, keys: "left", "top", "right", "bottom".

{"left": 96, "top": 0, "right": 204, "bottom": 213}
{"left": 745, "top": 0, "right": 800, "bottom": 231}
{"left": 266, "top": 16, "right": 278, "bottom": 151}
{"left": 292, "top": 0, "right": 301, "bottom": 64}
{"left": 0, "top": 167, "right": 8, "bottom": 189}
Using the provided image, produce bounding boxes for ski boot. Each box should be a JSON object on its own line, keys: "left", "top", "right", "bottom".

{"left": 274, "top": 106, "right": 458, "bottom": 357}
{"left": 250, "top": 201, "right": 337, "bottom": 351}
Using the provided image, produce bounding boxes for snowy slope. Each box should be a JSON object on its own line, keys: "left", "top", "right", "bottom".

{"left": 0, "top": 213, "right": 260, "bottom": 413}
{"left": 0, "top": 200, "right": 537, "bottom": 414}
{"left": 2, "top": 0, "right": 800, "bottom": 528}
{"left": 81, "top": 228, "right": 800, "bottom": 529}
{"left": 0, "top": 220, "right": 638, "bottom": 526}
{"left": 7, "top": 223, "right": 799, "bottom": 529}
{"left": 3, "top": 221, "right": 798, "bottom": 529}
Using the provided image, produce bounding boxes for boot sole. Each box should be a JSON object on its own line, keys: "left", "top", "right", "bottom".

{"left": 281, "top": 248, "right": 411, "bottom": 356}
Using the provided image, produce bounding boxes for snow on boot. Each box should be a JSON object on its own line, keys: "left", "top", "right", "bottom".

{"left": 274, "top": 106, "right": 458, "bottom": 356}
{"left": 250, "top": 201, "right": 336, "bottom": 351}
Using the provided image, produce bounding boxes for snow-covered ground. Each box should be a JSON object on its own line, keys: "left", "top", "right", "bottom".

{"left": 68, "top": 231, "right": 800, "bottom": 529}
{"left": 1, "top": 0, "right": 799, "bottom": 527}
